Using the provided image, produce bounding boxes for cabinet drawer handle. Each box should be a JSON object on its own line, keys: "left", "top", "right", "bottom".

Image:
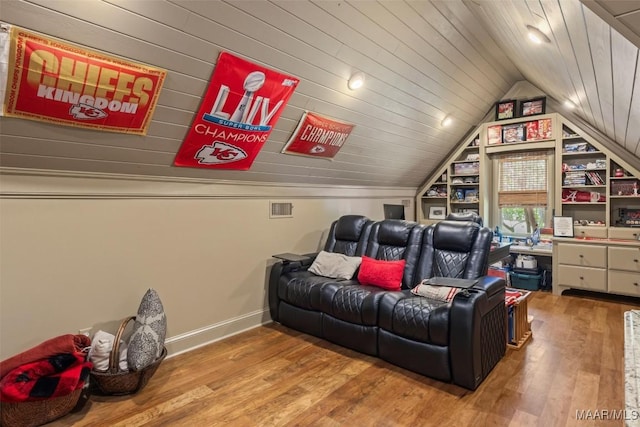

{"left": 580, "top": 276, "right": 584, "bottom": 280}
{"left": 634, "top": 283, "right": 639, "bottom": 287}
{"left": 579, "top": 254, "right": 584, "bottom": 258}
{"left": 634, "top": 259, "right": 639, "bottom": 263}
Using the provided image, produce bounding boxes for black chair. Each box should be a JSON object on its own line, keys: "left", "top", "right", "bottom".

{"left": 319, "top": 220, "right": 424, "bottom": 355}
{"left": 268, "top": 215, "right": 373, "bottom": 336}
{"left": 445, "top": 211, "right": 483, "bottom": 226}
{"left": 377, "top": 220, "right": 505, "bottom": 390}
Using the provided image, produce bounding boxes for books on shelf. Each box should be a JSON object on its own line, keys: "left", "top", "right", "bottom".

{"left": 585, "top": 171, "right": 604, "bottom": 185}
{"left": 563, "top": 171, "right": 586, "bottom": 186}
{"left": 563, "top": 171, "right": 604, "bottom": 186}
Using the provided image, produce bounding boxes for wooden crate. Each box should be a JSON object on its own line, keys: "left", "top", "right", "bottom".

{"left": 506, "top": 289, "right": 532, "bottom": 349}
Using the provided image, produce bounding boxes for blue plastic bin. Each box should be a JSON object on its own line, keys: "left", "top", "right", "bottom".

{"left": 509, "top": 272, "right": 541, "bottom": 291}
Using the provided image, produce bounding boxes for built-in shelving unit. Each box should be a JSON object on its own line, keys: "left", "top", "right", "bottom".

{"left": 485, "top": 113, "right": 557, "bottom": 154}
{"left": 555, "top": 117, "right": 640, "bottom": 239}
{"left": 558, "top": 124, "right": 607, "bottom": 237}
{"left": 416, "top": 131, "right": 481, "bottom": 225}
{"left": 416, "top": 112, "right": 640, "bottom": 240}
{"left": 609, "top": 159, "right": 640, "bottom": 238}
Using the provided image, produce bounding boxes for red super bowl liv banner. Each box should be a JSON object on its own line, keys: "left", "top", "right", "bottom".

{"left": 3, "top": 24, "right": 166, "bottom": 134}
{"left": 282, "top": 111, "right": 354, "bottom": 159}
{"left": 174, "top": 52, "right": 299, "bottom": 170}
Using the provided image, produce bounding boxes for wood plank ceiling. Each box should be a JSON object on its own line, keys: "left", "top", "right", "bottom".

{"left": 0, "top": 0, "right": 639, "bottom": 187}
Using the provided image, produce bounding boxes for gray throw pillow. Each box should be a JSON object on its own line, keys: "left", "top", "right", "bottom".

{"left": 127, "top": 289, "right": 167, "bottom": 370}
{"left": 308, "top": 251, "right": 362, "bottom": 280}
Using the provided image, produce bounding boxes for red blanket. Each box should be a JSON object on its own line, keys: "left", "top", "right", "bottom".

{"left": 0, "top": 334, "right": 90, "bottom": 379}
{"left": 0, "top": 352, "right": 92, "bottom": 402}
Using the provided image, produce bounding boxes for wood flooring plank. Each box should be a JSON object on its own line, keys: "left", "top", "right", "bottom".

{"left": 47, "top": 291, "right": 640, "bottom": 427}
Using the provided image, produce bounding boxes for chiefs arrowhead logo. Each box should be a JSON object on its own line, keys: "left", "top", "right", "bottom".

{"left": 195, "top": 141, "right": 248, "bottom": 164}
{"left": 69, "top": 103, "right": 108, "bottom": 120}
{"left": 310, "top": 145, "right": 326, "bottom": 154}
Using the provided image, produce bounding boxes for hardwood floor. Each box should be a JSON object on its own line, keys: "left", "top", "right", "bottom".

{"left": 51, "top": 290, "right": 640, "bottom": 426}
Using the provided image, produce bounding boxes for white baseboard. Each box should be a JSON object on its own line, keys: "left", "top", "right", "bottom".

{"left": 164, "top": 309, "right": 272, "bottom": 359}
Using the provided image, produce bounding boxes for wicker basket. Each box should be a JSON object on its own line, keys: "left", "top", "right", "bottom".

{"left": 0, "top": 388, "right": 83, "bottom": 427}
{"left": 90, "top": 316, "right": 166, "bottom": 396}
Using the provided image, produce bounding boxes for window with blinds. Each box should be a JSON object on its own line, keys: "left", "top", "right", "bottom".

{"left": 494, "top": 150, "right": 551, "bottom": 235}
{"left": 497, "top": 152, "right": 547, "bottom": 207}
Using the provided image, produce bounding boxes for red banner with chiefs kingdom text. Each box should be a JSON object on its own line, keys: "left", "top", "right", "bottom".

{"left": 3, "top": 25, "right": 166, "bottom": 134}
{"left": 174, "top": 52, "right": 299, "bottom": 170}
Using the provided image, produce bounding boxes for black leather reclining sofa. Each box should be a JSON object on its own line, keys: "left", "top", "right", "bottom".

{"left": 268, "top": 215, "right": 506, "bottom": 390}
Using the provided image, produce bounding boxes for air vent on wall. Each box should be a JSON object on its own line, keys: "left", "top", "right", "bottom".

{"left": 269, "top": 201, "right": 293, "bottom": 218}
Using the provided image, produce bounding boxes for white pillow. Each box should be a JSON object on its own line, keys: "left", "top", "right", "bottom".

{"left": 308, "top": 251, "right": 362, "bottom": 280}
{"left": 89, "top": 330, "right": 128, "bottom": 372}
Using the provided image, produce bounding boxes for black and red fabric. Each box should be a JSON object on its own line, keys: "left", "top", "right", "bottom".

{"left": 0, "top": 334, "right": 91, "bottom": 379}
{"left": 0, "top": 352, "right": 92, "bottom": 402}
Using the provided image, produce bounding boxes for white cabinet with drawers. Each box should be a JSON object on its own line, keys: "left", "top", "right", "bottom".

{"left": 553, "top": 238, "right": 640, "bottom": 297}
{"left": 608, "top": 246, "right": 640, "bottom": 297}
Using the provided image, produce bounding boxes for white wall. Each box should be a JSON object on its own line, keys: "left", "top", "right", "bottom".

{"left": 0, "top": 170, "right": 416, "bottom": 359}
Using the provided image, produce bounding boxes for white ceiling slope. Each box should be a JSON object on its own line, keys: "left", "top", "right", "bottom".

{"left": 0, "top": 0, "right": 638, "bottom": 187}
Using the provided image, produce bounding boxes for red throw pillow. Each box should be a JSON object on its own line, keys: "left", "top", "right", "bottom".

{"left": 357, "top": 256, "right": 406, "bottom": 291}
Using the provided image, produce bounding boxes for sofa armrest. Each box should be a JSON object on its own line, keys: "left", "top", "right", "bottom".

{"left": 449, "top": 276, "right": 506, "bottom": 390}
{"left": 471, "top": 275, "right": 504, "bottom": 298}
{"left": 273, "top": 252, "right": 316, "bottom": 272}
{"left": 268, "top": 252, "right": 318, "bottom": 321}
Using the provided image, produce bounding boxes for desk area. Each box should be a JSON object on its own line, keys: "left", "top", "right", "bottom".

{"left": 509, "top": 244, "right": 553, "bottom": 257}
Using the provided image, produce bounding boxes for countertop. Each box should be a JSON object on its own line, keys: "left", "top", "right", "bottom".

{"left": 553, "top": 237, "right": 640, "bottom": 248}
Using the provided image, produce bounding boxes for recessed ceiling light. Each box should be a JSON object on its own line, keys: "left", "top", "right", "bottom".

{"left": 348, "top": 72, "right": 365, "bottom": 90}
{"left": 526, "top": 25, "right": 550, "bottom": 44}
{"left": 441, "top": 115, "right": 453, "bottom": 127}
{"left": 564, "top": 100, "right": 576, "bottom": 110}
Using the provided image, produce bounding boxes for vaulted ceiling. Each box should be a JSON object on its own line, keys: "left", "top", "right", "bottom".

{"left": 1, "top": 0, "right": 639, "bottom": 187}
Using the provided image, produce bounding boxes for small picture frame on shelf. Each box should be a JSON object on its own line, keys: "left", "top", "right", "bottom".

{"left": 453, "top": 162, "right": 479, "bottom": 175}
{"left": 502, "top": 123, "right": 526, "bottom": 143}
{"left": 487, "top": 125, "right": 502, "bottom": 145}
{"left": 537, "top": 118, "right": 552, "bottom": 139}
{"left": 525, "top": 121, "right": 538, "bottom": 141}
{"left": 495, "top": 99, "right": 517, "bottom": 121}
{"left": 464, "top": 189, "right": 478, "bottom": 202}
{"left": 428, "top": 206, "right": 446, "bottom": 220}
{"left": 452, "top": 189, "right": 466, "bottom": 202}
{"left": 619, "top": 209, "right": 640, "bottom": 227}
{"left": 553, "top": 216, "right": 574, "bottom": 237}
{"left": 519, "top": 97, "right": 546, "bottom": 117}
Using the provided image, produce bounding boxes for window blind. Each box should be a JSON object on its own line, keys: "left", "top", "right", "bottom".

{"left": 497, "top": 151, "right": 547, "bottom": 206}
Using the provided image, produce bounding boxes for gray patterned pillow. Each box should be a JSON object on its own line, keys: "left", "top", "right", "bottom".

{"left": 308, "top": 251, "right": 362, "bottom": 280}
{"left": 127, "top": 289, "right": 167, "bottom": 370}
